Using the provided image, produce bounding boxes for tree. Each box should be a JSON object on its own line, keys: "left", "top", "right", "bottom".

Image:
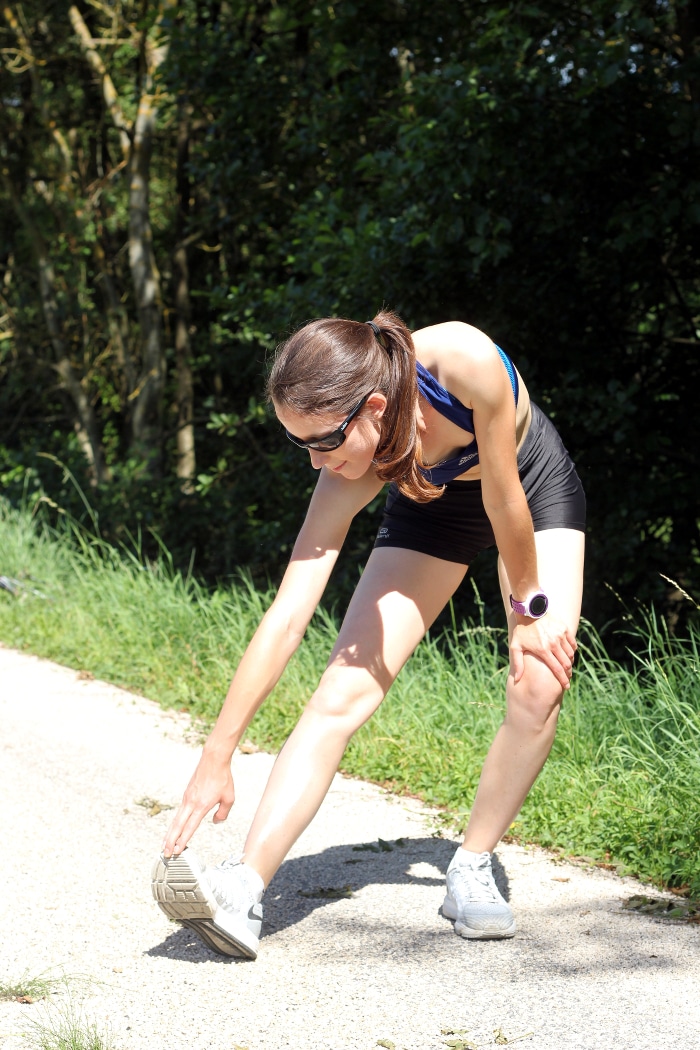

{"left": 2, "top": 0, "right": 178, "bottom": 480}
{"left": 1, "top": 0, "right": 698, "bottom": 629}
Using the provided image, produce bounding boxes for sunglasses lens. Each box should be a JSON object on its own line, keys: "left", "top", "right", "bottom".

{"left": 283, "top": 395, "right": 368, "bottom": 451}
{"left": 285, "top": 430, "right": 343, "bottom": 451}
{"left": 310, "top": 433, "right": 343, "bottom": 451}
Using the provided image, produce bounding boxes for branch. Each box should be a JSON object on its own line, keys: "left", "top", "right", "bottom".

{"left": 68, "top": 3, "right": 131, "bottom": 159}
{"left": 127, "top": 0, "right": 178, "bottom": 455}
{"left": 3, "top": 5, "right": 73, "bottom": 177}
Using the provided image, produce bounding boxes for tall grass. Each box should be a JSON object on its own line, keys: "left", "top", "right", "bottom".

{"left": 1, "top": 500, "right": 699, "bottom": 894}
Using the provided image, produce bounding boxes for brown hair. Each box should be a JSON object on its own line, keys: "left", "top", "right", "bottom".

{"left": 267, "top": 310, "right": 444, "bottom": 503}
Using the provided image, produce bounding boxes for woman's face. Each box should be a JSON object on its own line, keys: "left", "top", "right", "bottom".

{"left": 274, "top": 394, "right": 386, "bottom": 480}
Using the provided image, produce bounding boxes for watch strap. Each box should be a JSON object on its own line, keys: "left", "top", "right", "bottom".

{"left": 509, "top": 592, "right": 549, "bottom": 618}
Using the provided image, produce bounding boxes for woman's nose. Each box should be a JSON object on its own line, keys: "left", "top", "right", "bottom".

{"left": 308, "top": 449, "right": 329, "bottom": 470}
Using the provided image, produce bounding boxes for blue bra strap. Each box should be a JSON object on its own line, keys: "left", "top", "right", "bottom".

{"left": 415, "top": 361, "right": 475, "bottom": 433}
{"left": 495, "top": 345, "right": 519, "bottom": 405}
{"left": 416, "top": 345, "right": 519, "bottom": 423}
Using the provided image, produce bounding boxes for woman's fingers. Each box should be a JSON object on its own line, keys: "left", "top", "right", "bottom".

{"left": 562, "top": 628, "right": 578, "bottom": 660}
{"left": 527, "top": 642, "right": 570, "bottom": 690}
{"left": 162, "top": 803, "right": 193, "bottom": 857}
{"left": 161, "top": 759, "right": 236, "bottom": 856}
{"left": 212, "top": 797, "right": 234, "bottom": 824}
{"left": 169, "top": 807, "right": 208, "bottom": 856}
{"left": 510, "top": 644, "right": 525, "bottom": 683}
{"left": 162, "top": 796, "right": 209, "bottom": 856}
{"left": 511, "top": 617, "right": 577, "bottom": 691}
{"left": 546, "top": 645, "right": 573, "bottom": 689}
{"left": 163, "top": 797, "right": 229, "bottom": 856}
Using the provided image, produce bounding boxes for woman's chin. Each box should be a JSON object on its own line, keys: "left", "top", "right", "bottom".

{"left": 326, "top": 460, "right": 367, "bottom": 480}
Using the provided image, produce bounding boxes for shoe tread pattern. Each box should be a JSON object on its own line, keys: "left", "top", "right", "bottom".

{"left": 151, "top": 855, "right": 257, "bottom": 959}
{"left": 151, "top": 855, "right": 215, "bottom": 921}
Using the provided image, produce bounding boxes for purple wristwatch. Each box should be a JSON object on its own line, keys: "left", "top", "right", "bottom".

{"left": 509, "top": 592, "right": 549, "bottom": 619}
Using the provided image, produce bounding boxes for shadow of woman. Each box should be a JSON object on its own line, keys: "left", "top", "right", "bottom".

{"left": 145, "top": 836, "right": 512, "bottom": 962}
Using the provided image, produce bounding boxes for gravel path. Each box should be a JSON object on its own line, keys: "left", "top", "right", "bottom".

{"left": 1, "top": 645, "right": 698, "bottom": 1050}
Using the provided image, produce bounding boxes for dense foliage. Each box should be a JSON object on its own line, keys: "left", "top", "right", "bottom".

{"left": 1, "top": 0, "right": 699, "bottom": 630}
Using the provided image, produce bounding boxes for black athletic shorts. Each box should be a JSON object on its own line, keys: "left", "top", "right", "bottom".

{"left": 373, "top": 403, "right": 586, "bottom": 566}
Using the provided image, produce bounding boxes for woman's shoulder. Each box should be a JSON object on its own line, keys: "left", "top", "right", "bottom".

{"left": 412, "top": 321, "right": 499, "bottom": 389}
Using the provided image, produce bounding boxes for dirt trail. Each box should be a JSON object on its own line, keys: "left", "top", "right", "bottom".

{"left": 1, "top": 645, "right": 698, "bottom": 1050}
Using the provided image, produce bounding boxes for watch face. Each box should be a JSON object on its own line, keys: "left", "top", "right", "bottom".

{"left": 529, "top": 594, "right": 548, "bottom": 617}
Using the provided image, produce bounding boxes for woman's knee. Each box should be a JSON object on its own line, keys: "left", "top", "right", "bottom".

{"left": 505, "top": 660, "right": 563, "bottom": 734}
{"left": 307, "top": 666, "right": 385, "bottom": 731}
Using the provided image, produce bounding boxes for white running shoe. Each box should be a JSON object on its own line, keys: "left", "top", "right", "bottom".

{"left": 151, "top": 849, "right": 264, "bottom": 959}
{"left": 442, "top": 849, "right": 516, "bottom": 939}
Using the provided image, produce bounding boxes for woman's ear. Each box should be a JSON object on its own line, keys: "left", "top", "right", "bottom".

{"left": 365, "top": 392, "right": 387, "bottom": 422}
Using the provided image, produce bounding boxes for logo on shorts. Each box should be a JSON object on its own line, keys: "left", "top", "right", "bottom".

{"left": 377, "top": 527, "right": 390, "bottom": 539}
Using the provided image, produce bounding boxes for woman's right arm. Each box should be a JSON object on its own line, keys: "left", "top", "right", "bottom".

{"left": 162, "top": 466, "right": 385, "bottom": 856}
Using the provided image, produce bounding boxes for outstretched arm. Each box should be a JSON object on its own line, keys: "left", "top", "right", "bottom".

{"left": 162, "top": 467, "right": 384, "bottom": 856}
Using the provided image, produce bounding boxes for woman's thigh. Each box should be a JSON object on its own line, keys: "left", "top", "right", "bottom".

{"left": 313, "top": 546, "right": 467, "bottom": 725}
{"left": 495, "top": 528, "right": 585, "bottom": 726}
{"left": 497, "top": 528, "right": 585, "bottom": 639}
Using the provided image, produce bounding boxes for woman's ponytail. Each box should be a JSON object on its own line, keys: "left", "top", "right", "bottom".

{"left": 369, "top": 311, "right": 445, "bottom": 503}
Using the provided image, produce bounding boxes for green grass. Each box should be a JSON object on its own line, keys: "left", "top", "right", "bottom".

{"left": 0, "top": 970, "right": 67, "bottom": 1003}
{"left": 23, "top": 1000, "right": 114, "bottom": 1050}
{"left": 0, "top": 972, "right": 110, "bottom": 1050}
{"left": 2, "top": 500, "right": 699, "bottom": 895}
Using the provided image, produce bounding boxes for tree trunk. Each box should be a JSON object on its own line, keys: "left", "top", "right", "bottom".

{"left": 127, "top": 88, "right": 165, "bottom": 468}
{"left": 173, "top": 243, "right": 196, "bottom": 492}
{"left": 3, "top": 176, "right": 109, "bottom": 484}
{"left": 93, "top": 238, "right": 136, "bottom": 400}
{"left": 173, "top": 98, "right": 196, "bottom": 493}
{"left": 70, "top": 1, "right": 177, "bottom": 474}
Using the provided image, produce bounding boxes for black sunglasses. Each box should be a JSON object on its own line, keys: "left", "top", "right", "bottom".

{"left": 285, "top": 394, "right": 370, "bottom": 451}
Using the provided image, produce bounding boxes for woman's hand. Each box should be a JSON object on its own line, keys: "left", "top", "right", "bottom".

{"left": 162, "top": 750, "right": 236, "bottom": 857}
{"left": 509, "top": 614, "right": 577, "bottom": 691}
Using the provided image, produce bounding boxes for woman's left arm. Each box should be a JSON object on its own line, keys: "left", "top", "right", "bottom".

{"left": 464, "top": 341, "right": 577, "bottom": 689}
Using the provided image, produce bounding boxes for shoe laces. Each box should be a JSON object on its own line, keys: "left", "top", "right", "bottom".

{"left": 451, "top": 852, "right": 500, "bottom": 903}
{"left": 217, "top": 854, "right": 243, "bottom": 873}
{"left": 208, "top": 856, "right": 263, "bottom": 910}
{"left": 206, "top": 856, "right": 247, "bottom": 907}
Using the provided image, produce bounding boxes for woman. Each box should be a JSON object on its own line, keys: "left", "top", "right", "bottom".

{"left": 152, "top": 312, "right": 585, "bottom": 958}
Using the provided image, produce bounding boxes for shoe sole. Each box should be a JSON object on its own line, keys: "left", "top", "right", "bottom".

{"left": 180, "top": 918, "right": 247, "bottom": 957}
{"left": 441, "top": 895, "right": 517, "bottom": 940}
{"left": 151, "top": 852, "right": 259, "bottom": 959}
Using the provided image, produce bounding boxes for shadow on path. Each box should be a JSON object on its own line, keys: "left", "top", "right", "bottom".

{"left": 145, "top": 835, "right": 515, "bottom": 963}
{"left": 146, "top": 836, "right": 687, "bottom": 980}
